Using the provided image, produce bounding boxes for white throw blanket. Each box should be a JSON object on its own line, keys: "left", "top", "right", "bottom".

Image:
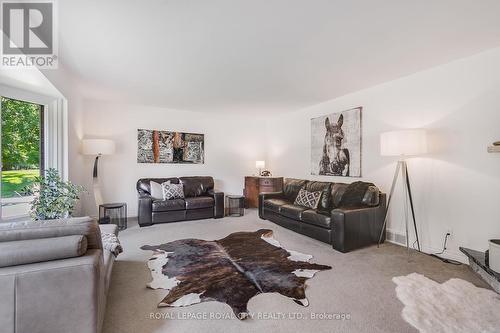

{"left": 101, "top": 232, "right": 123, "bottom": 257}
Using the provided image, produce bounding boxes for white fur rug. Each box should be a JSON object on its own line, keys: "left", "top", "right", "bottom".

{"left": 393, "top": 273, "right": 500, "bottom": 333}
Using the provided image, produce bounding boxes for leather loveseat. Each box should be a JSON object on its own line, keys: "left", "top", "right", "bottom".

{"left": 0, "top": 217, "right": 118, "bottom": 333}
{"left": 137, "top": 176, "right": 224, "bottom": 226}
{"left": 259, "top": 178, "right": 386, "bottom": 253}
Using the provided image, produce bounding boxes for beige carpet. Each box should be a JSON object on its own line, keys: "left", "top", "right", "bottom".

{"left": 103, "top": 210, "right": 489, "bottom": 333}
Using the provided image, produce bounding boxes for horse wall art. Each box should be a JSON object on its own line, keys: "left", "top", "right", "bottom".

{"left": 311, "top": 107, "right": 361, "bottom": 177}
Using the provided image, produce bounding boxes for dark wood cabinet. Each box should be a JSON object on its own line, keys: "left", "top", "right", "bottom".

{"left": 244, "top": 176, "right": 283, "bottom": 208}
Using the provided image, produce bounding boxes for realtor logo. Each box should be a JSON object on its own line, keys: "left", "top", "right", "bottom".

{"left": 1, "top": 0, "right": 58, "bottom": 68}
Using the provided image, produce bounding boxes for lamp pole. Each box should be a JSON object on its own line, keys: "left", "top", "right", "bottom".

{"left": 92, "top": 153, "right": 104, "bottom": 209}
{"left": 82, "top": 139, "right": 115, "bottom": 218}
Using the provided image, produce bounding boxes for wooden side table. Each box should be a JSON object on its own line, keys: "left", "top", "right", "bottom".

{"left": 244, "top": 176, "right": 283, "bottom": 208}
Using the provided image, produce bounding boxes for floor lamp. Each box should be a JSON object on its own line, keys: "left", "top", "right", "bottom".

{"left": 378, "top": 129, "right": 427, "bottom": 255}
{"left": 81, "top": 139, "right": 116, "bottom": 213}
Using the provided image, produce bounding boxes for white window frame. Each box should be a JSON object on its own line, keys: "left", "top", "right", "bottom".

{"left": 0, "top": 84, "right": 68, "bottom": 221}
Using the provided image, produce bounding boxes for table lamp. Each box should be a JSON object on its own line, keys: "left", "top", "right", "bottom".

{"left": 378, "top": 129, "right": 427, "bottom": 254}
{"left": 256, "top": 161, "right": 265, "bottom": 176}
{"left": 81, "top": 139, "right": 115, "bottom": 209}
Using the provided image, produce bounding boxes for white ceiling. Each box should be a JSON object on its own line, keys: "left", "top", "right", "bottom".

{"left": 59, "top": 0, "right": 500, "bottom": 113}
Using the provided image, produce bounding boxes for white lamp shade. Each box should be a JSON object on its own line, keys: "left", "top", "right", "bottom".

{"left": 255, "top": 160, "right": 266, "bottom": 169}
{"left": 81, "top": 139, "right": 116, "bottom": 155}
{"left": 380, "top": 129, "right": 427, "bottom": 157}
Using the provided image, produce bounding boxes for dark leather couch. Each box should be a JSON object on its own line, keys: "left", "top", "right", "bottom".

{"left": 137, "top": 176, "right": 224, "bottom": 226}
{"left": 259, "top": 178, "right": 386, "bottom": 252}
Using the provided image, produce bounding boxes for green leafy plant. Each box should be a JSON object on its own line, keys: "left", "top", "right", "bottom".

{"left": 22, "top": 168, "right": 85, "bottom": 220}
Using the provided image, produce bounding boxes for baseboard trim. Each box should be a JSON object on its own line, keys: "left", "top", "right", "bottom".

{"left": 385, "top": 229, "right": 469, "bottom": 264}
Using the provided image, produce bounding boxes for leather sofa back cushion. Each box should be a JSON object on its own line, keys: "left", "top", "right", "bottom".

{"left": 179, "top": 176, "right": 214, "bottom": 197}
{"left": 330, "top": 183, "right": 348, "bottom": 208}
{"left": 137, "top": 178, "right": 179, "bottom": 195}
{"left": 331, "top": 183, "right": 380, "bottom": 208}
{"left": 283, "top": 178, "right": 307, "bottom": 201}
{"left": 304, "top": 181, "right": 332, "bottom": 211}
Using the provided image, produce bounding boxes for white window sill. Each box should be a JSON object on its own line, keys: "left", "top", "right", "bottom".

{"left": 1, "top": 196, "right": 33, "bottom": 221}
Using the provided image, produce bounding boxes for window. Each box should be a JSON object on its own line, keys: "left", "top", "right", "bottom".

{"left": 1, "top": 97, "right": 44, "bottom": 219}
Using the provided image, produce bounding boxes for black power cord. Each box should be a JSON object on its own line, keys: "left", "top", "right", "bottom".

{"left": 429, "top": 233, "right": 462, "bottom": 265}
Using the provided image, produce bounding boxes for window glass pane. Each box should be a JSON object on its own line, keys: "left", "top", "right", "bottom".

{"left": 1, "top": 97, "right": 43, "bottom": 219}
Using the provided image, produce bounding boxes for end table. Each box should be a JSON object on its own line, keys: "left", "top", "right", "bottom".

{"left": 99, "top": 202, "right": 127, "bottom": 230}
{"left": 226, "top": 195, "right": 245, "bottom": 217}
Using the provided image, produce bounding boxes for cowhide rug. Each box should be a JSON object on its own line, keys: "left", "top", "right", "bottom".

{"left": 393, "top": 273, "right": 500, "bottom": 333}
{"left": 141, "top": 229, "right": 331, "bottom": 319}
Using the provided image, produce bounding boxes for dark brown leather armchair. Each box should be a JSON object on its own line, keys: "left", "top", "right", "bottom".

{"left": 137, "top": 176, "right": 224, "bottom": 226}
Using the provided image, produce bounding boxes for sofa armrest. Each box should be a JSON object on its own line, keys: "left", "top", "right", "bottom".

{"left": 138, "top": 194, "right": 153, "bottom": 226}
{"left": 0, "top": 249, "right": 103, "bottom": 333}
{"left": 331, "top": 193, "right": 386, "bottom": 253}
{"left": 0, "top": 235, "right": 88, "bottom": 268}
{"left": 99, "top": 223, "right": 118, "bottom": 237}
{"left": 208, "top": 189, "right": 224, "bottom": 219}
{"left": 258, "top": 191, "right": 284, "bottom": 219}
{"left": 0, "top": 217, "right": 102, "bottom": 250}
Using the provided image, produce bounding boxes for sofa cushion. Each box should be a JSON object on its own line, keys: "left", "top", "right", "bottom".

{"left": 283, "top": 178, "right": 307, "bottom": 201}
{"left": 335, "top": 182, "right": 381, "bottom": 208}
{"left": 152, "top": 199, "right": 186, "bottom": 212}
{"left": 185, "top": 196, "right": 214, "bottom": 210}
{"left": 330, "top": 183, "right": 348, "bottom": 208}
{"left": 137, "top": 178, "right": 179, "bottom": 195}
{"left": 179, "top": 176, "right": 214, "bottom": 197}
{"left": 161, "top": 181, "right": 185, "bottom": 200}
{"left": 0, "top": 235, "right": 87, "bottom": 268}
{"left": 294, "top": 188, "right": 322, "bottom": 209}
{"left": 0, "top": 217, "right": 102, "bottom": 250}
{"left": 280, "top": 204, "right": 308, "bottom": 220}
{"left": 263, "top": 198, "right": 290, "bottom": 213}
{"left": 150, "top": 181, "right": 164, "bottom": 199}
{"left": 304, "top": 181, "right": 332, "bottom": 211}
{"left": 301, "top": 210, "right": 331, "bottom": 229}
{"left": 362, "top": 185, "right": 380, "bottom": 207}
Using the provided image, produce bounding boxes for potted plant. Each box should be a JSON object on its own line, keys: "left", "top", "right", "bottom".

{"left": 23, "top": 168, "right": 85, "bottom": 220}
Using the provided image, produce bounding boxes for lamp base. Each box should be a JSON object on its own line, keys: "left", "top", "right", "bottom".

{"left": 378, "top": 160, "right": 421, "bottom": 255}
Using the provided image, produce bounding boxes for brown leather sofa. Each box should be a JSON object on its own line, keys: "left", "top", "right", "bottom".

{"left": 137, "top": 176, "right": 224, "bottom": 226}
{"left": 259, "top": 178, "right": 386, "bottom": 252}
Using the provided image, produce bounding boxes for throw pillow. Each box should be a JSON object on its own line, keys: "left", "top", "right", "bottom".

{"left": 294, "top": 188, "right": 322, "bottom": 209}
{"left": 162, "top": 181, "right": 185, "bottom": 200}
{"left": 150, "top": 181, "right": 164, "bottom": 200}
